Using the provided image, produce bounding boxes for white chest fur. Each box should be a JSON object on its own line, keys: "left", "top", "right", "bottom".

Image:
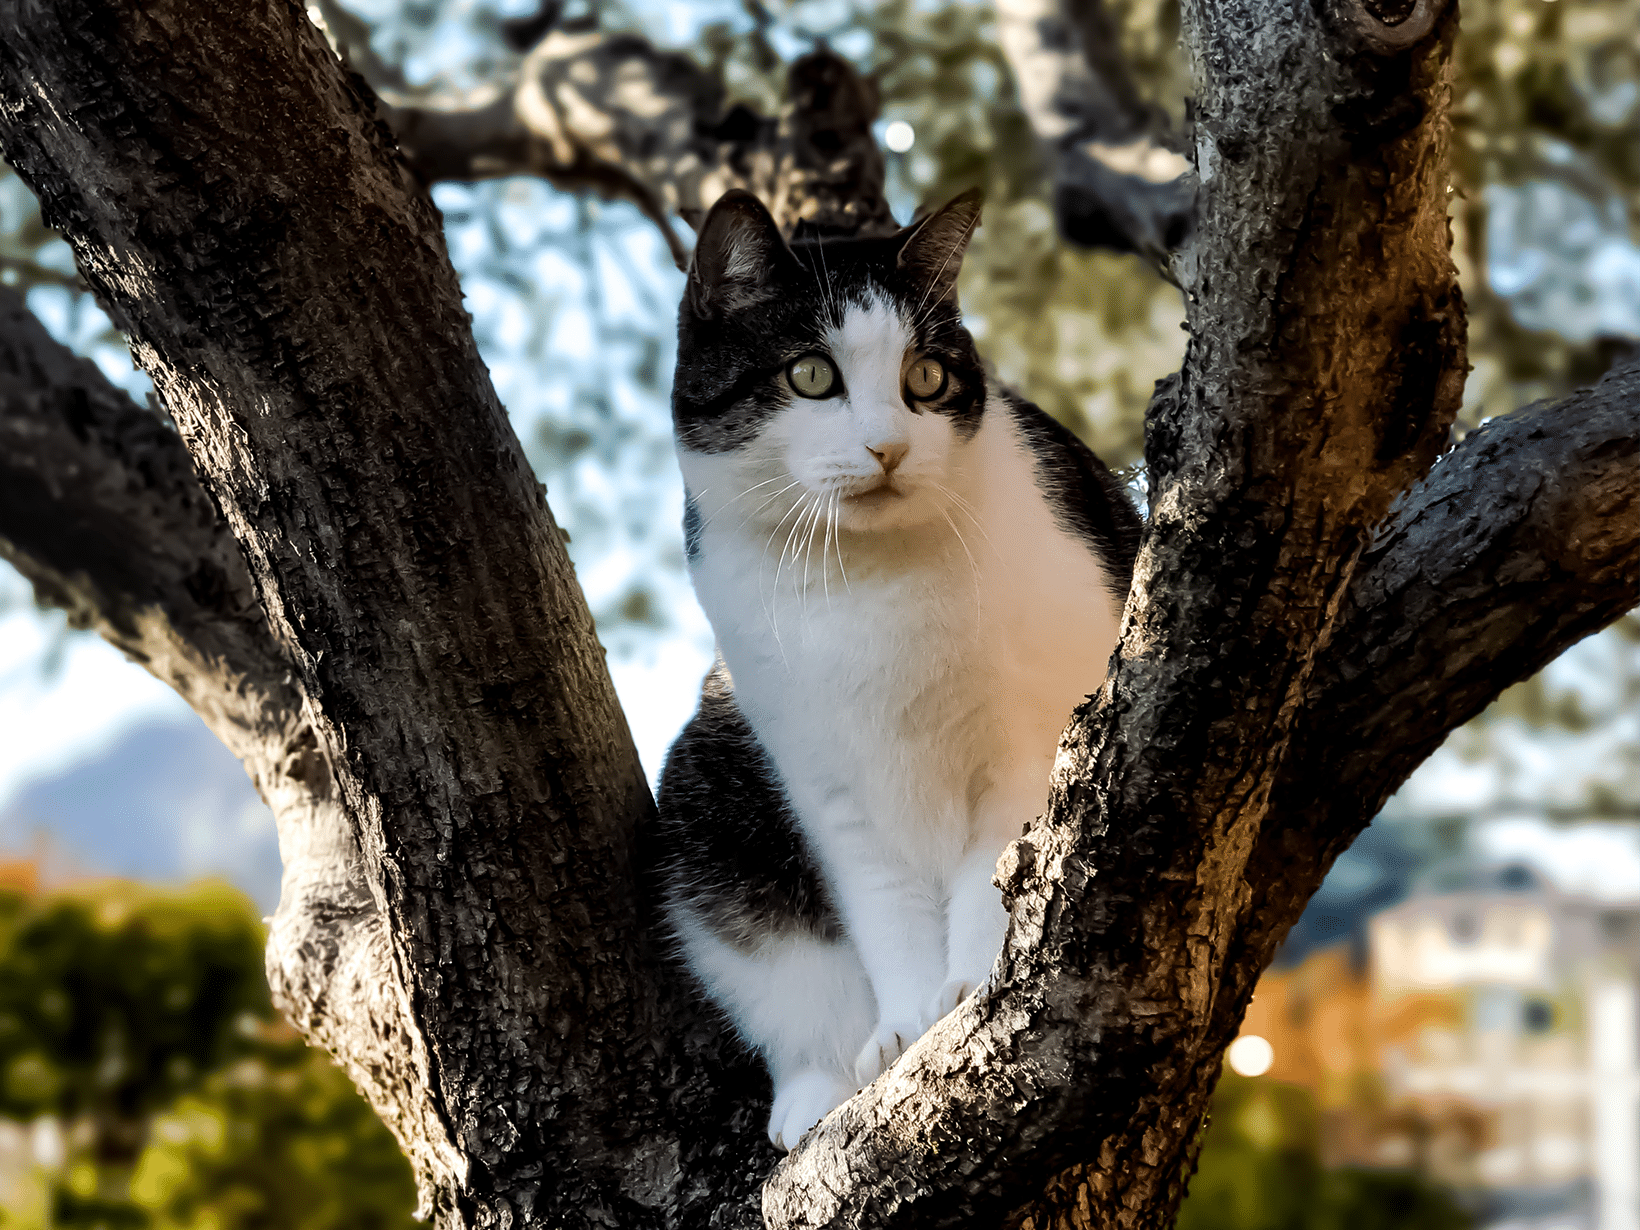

{"left": 681, "top": 398, "right": 1121, "bottom": 892}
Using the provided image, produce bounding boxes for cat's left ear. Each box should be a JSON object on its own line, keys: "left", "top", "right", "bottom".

{"left": 897, "top": 188, "right": 983, "bottom": 303}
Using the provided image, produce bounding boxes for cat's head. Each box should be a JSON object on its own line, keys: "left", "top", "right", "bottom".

{"left": 673, "top": 189, "right": 985, "bottom": 539}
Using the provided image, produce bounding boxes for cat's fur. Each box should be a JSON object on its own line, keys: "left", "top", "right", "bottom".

{"left": 656, "top": 189, "right": 1141, "bottom": 1151}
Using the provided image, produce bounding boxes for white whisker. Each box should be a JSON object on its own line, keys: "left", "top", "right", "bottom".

{"left": 799, "top": 495, "right": 826, "bottom": 626}
{"left": 933, "top": 481, "right": 998, "bottom": 558}
{"left": 742, "top": 479, "right": 806, "bottom": 527}
{"left": 820, "top": 490, "right": 836, "bottom": 608}
{"left": 770, "top": 492, "right": 816, "bottom": 642}
{"left": 937, "top": 503, "right": 983, "bottom": 623}
{"left": 759, "top": 493, "right": 810, "bottom": 645}
{"left": 702, "top": 475, "right": 797, "bottom": 534}
{"left": 832, "top": 491, "right": 852, "bottom": 594}
{"left": 815, "top": 232, "right": 838, "bottom": 328}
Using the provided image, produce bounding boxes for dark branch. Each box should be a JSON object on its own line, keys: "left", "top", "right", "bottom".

{"left": 0, "top": 284, "right": 282, "bottom": 727}
{"left": 377, "top": 32, "right": 893, "bottom": 256}
{"left": 0, "top": 282, "right": 450, "bottom": 1211}
{"left": 0, "top": 2, "right": 771, "bottom": 1224}
{"left": 1214, "top": 351, "right": 1640, "bottom": 1022}
{"left": 988, "top": 360, "right": 1640, "bottom": 1230}
{"left": 993, "top": 0, "right": 1195, "bottom": 266}
{"left": 1314, "top": 357, "right": 1640, "bottom": 808}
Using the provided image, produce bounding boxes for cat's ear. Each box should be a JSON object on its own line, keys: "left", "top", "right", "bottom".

{"left": 687, "top": 190, "right": 789, "bottom": 317}
{"left": 897, "top": 188, "right": 983, "bottom": 302}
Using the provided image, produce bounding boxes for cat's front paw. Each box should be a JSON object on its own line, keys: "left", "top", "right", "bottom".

{"left": 921, "top": 977, "right": 979, "bottom": 1031}
{"left": 853, "top": 1019, "right": 923, "bottom": 1086}
{"left": 768, "top": 1070, "right": 855, "bottom": 1152}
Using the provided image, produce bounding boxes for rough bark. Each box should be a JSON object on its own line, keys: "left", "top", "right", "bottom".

{"left": 0, "top": 3, "right": 771, "bottom": 1225}
{"left": 0, "top": 0, "right": 1635, "bottom": 1227}
{"left": 0, "top": 283, "right": 436, "bottom": 1196}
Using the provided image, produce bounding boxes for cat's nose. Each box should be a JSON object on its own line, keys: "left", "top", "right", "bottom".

{"left": 867, "top": 441, "right": 909, "bottom": 473}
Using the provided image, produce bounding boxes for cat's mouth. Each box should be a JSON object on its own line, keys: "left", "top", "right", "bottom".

{"left": 836, "top": 476, "right": 900, "bottom": 503}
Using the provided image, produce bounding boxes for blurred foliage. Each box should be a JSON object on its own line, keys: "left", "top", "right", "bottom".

{"left": 125, "top": 1041, "right": 418, "bottom": 1230}
{"left": 0, "top": 883, "right": 267, "bottom": 1159}
{"left": 1176, "top": 1073, "right": 1471, "bottom": 1230}
{"left": 1447, "top": 0, "right": 1640, "bottom": 425}
{"left": 1385, "top": 610, "right": 1640, "bottom": 851}
{"left": 0, "top": 880, "right": 417, "bottom": 1230}
{"left": 0, "top": 876, "right": 1467, "bottom": 1228}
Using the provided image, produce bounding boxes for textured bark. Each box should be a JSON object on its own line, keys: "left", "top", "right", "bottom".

{"left": 0, "top": 0, "right": 1635, "bottom": 1227}
{"left": 0, "top": 3, "right": 771, "bottom": 1225}
{"left": 0, "top": 284, "right": 434, "bottom": 1194}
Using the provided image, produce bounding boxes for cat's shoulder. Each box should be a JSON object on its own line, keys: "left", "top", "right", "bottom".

{"left": 993, "top": 389, "right": 1143, "bottom": 593}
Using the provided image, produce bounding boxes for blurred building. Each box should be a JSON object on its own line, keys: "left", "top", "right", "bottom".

{"left": 1243, "top": 864, "right": 1640, "bottom": 1230}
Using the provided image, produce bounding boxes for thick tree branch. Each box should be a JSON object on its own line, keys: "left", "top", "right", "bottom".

{"left": 1318, "top": 357, "right": 1639, "bottom": 804}
{"left": 0, "top": 3, "right": 773, "bottom": 1225}
{"left": 768, "top": 0, "right": 1481, "bottom": 1223}
{"left": 994, "top": 359, "right": 1640, "bottom": 1230}
{"left": 0, "top": 283, "right": 455, "bottom": 1203}
{"left": 0, "top": 285, "right": 270, "bottom": 715}
{"left": 992, "top": 0, "right": 1195, "bottom": 264}
{"left": 1193, "top": 352, "right": 1640, "bottom": 1092}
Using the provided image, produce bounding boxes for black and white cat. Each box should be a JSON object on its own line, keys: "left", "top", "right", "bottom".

{"left": 656, "top": 189, "right": 1141, "bottom": 1151}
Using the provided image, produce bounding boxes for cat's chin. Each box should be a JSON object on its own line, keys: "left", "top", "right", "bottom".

{"left": 836, "top": 485, "right": 939, "bottom": 533}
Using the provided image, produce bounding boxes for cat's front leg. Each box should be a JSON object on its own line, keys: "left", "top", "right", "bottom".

{"left": 925, "top": 837, "right": 1013, "bottom": 1030}
{"left": 825, "top": 863, "right": 949, "bottom": 1085}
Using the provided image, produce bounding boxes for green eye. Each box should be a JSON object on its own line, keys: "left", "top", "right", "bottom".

{"left": 787, "top": 354, "right": 837, "bottom": 399}
{"left": 905, "top": 356, "right": 946, "bottom": 400}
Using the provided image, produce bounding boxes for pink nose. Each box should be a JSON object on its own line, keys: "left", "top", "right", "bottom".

{"left": 867, "top": 441, "right": 908, "bottom": 473}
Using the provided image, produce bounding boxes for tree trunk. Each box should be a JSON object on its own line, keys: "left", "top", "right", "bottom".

{"left": 0, "top": 0, "right": 1633, "bottom": 1226}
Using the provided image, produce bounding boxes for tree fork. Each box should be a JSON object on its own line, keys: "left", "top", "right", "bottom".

{"left": 1, "top": 0, "right": 1635, "bottom": 1225}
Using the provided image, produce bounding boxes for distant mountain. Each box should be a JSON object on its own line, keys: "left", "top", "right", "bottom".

{"left": 4, "top": 715, "right": 1626, "bottom": 955}
{"left": 0, "top": 718, "right": 279, "bottom": 910}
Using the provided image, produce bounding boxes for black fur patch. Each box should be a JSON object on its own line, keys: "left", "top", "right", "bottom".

{"left": 656, "top": 663, "right": 843, "bottom": 950}
{"left": 1005, "top": 393, "right": 1144, "bottom": 606}
{"left": 673, "top": 225, "right": 989, "bottom": 454}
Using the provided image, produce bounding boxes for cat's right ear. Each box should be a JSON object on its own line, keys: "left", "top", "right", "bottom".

{"left": 897, "top": 188, "right": 983, "bottom": 303}
{"left": 687, "top": 190, "right": 789, "bottom": 318}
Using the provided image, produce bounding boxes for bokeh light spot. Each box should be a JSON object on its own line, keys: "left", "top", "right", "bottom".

{"left": 1227, "top": 1034, "right": 1274, "bottom": 1077}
